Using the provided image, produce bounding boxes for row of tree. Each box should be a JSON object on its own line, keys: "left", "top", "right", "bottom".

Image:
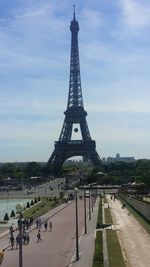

{"left": 0, "top": 159, "right": 150, "bottom": 186}
{"left": 87, "top": 159, "right": 150, "bottom": 186}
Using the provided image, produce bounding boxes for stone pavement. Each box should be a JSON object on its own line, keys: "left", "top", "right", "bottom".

{"left": 69, "top": 197, "right": 99, "bottom": 267}
{"left": 0, "top": 198, "right": 99, "bottom": 267}
{"left": 0, "top": 201, "right": 73, "bottom": 251}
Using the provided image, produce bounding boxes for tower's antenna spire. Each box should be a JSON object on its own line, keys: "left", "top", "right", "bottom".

{"left": 73, "top": 4, "right": 76, "bottom": 20}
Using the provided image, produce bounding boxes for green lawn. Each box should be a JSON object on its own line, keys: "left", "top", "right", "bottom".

{"left": 23, "top": 197, "right": 61, "bottom": 219}
{"left": 92, "top": 230, "right": 103, "bottom": 267}
{"left": 106, "top": 230, "right": 126, "bottom": 267}
{"left": 105, "top": 208, "right": 113, "bottom": 224}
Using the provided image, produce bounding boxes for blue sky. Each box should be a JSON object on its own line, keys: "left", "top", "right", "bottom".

{"left": 0, "top": 0, "right": 150, "bottom": 162}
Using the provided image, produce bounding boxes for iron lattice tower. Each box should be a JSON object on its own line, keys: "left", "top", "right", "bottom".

{"left": 47, "top": 9, "right": 101, "bottom": 174}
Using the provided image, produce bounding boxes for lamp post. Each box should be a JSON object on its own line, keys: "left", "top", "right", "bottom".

{"left": 83, "top": 186, "right": 87, "bottom": 234}
{"left": 88, "top": 185, "right": 91, "bottom": 220}
{"left": 91, "top": 185, "right": 93, "bottom": 213}
{"left": 16, "top": 204, "right": 24, "bottom": 267}
{"left": 74, "top": 187, "right": 79, "bottom": 261}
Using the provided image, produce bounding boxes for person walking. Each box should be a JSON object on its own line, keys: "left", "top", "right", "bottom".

{"left": 38, "top": 218, "right": 42, "bottom": 229}
{"left": 9, "top": 235, "right": 15, "bottom": 249}
{"left": 44, "top": 220, "right": 48, "bottom": 231}
{"left": 22, "top": 231, "right": 27, "bottom": 245}
{"left": 0, "top": 249, "right": 5, "bottom": 265}
{"left": 9, "top": 224, "right": 14, "bottom": 237}
{"left": 16, "top": 234, "right": 20, "bottom": 249}
{"left": 36, "top": 218, "right": 39, "bottom": 229}
{"left": 37, "top": 230, "right": 42, "bottom": 242}
{"left": 49, "top": 221, "right": 53, "bottom": 232}
{"left": 26, "top": 233, "right": 30, "bottom": 245}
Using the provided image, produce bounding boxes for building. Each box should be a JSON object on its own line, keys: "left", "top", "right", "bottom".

{"left": 102, "top": 153, "right": 135, "bottom": 163}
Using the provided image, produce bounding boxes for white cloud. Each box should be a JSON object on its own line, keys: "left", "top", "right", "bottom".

{"left": 120, "top": 0, "right": 150, "bottom": 30}
{"left": 81, "top": 8, "right": 102, "bottom": 29}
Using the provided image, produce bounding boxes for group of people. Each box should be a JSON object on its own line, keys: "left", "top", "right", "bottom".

{"left": 36, "top": 220, "right": 53, "bottom": 242}
{"left": 9, "top": 230, "right": 30, "bottom": 249}
{"left": 44, "top": 220, "right": 53, "bottom": 232}
{"left": 36, "top": 217, "right": 53, "bottom": 232}
{"left": 0, "top": 217, "right": 53, "bottom": 265}
{"left": 18, "top": 217, "right": 34, "bottom": 230}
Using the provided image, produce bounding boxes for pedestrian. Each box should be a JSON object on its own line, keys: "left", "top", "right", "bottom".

{"left": 36, "top": 218, "right": 39, "bottom": 229}
{"left": 16, "top": 234, "right": 20, "bottom": 249}
{"left": 25, "top": 218, "right": 29, "bottom": 230}
{"left": 9, "top": 235, "right": 15, "bottom": 249}
{"left": 44, "top": 220, "right": 48, "bottom": 231}
{"left": 22, "top": 231, "right": 27, "bottom": 244}
{"left": 26, "top": 233, "right": 30, "bottom": 244}
{"left": 38, "top": 218, "right": 42, "bottom": 229}
{"left": 49, "top": 221, "right": 53, "bottom": 232}
{"left": 29, "top": 216, "right": 33, "bottom": 226}
{"left": 0, "top": 249, "right": 5, "bottom": 265}
{"left": 9, "top": 224, "right": 14, "bottom": 237}
{"left": 37, "top": 230, "right": 42, "bottom": 242}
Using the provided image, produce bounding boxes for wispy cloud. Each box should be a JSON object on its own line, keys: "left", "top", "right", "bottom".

{"left": 0, "top": 1, "right": 150, "bottom": 161}
{"left": 119, "top": 0, "right": 150, "bottom": 30}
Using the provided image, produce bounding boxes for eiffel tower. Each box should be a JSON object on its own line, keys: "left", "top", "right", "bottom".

{"left": 47, "top": 8, "right": 101, "bottom": 174}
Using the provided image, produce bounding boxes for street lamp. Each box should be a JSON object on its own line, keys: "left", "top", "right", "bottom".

{"left": 16, "top": 204, "right": 24, "bottom": 267}
{"left": 74, "top": 187, "right": 79, "bottom": 261}
{"left": 88, "top": 185, "right": 91, "bottom": 220}
{"left": 83, "top": 186, "right": 87, "bottom": 234}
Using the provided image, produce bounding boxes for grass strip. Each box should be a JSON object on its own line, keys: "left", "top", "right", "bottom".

{"left": 103, "top": 196, "right": 108, "bottom": 203}
{"left": 96, "top": 197, "right": 102, "bottom": 228}
{"left": 92, "top": 230, "right": 103, "bottom": 267}
{"left": 105, "top": 208, "right": 113, "bottom": 224}
{"left": 23, "top": 197, "right": 61, "bottom": 220}
{"left": 106, "top": 229, "right": 126, "bottom": 267}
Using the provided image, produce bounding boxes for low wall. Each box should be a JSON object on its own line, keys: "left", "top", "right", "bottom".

{"left": 121, "top": 195, "right": 150, "bottom": 222}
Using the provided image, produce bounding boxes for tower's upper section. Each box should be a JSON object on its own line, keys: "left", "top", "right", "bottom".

{"left": 70, "top": 7, "right": 79, "bottom": 32}
{"left": 67, "top": 7, "right": 84, "bottom": 110}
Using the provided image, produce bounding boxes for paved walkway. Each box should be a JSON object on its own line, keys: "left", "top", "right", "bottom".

{"left": 69, "top": 197, "right": 99, "bottom": 267}
{"left": 108, "top": 197, "right": 150, "bottom": 267}
{"left": 0, "top": 198, "right": 99, "bottom": 267}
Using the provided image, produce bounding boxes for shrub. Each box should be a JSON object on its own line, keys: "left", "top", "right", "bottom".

{"left": 4, "top": 212, "right": 9, "bottom": 221}
{"left": 10, "top": 210, "right": 15, "bottom": 217}
{"left": 34, "top": 198, "right": 37, "bottom": 204}
{"left": 26, "top": 202, "right": 30, "bottom": 208}
{"left": 30, "top": 200, "right": 34, "bottom": 206}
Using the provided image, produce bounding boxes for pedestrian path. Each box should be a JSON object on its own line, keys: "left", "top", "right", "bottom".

{"left": 0, "top": 201, "right": 72, "bottom": 250}
{"left": 69, "top": 197, "right": 99, "bottom": 267}
{"left": 0, "top": 197, "right": 100, "bottom": 267}
{"left": 1, "top": 199, "right": 86, "bottom": 267}
{"left": 108, "top": 197, "right": 150, "bottom": 267}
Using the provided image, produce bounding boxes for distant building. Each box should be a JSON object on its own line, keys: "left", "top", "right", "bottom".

{"left": 102, "top": 153, "right": 135, "bottom": 163}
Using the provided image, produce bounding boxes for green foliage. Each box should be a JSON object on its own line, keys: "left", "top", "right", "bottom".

{"left": 92, "top": 231, "right": 103, "bottom": 267}
{"left": 96, "top": 197, "right": 102, "bottom": 228}
{"left": 24, "top": 162, "right": 43, "bottom": 177}
{"left": 34, "top": 198, "right": 37, "bottom": 204}
{"left": 4, "top": 212, "right": 9, "bottom": 221}
{"left": 23, "top": 197, "right": 61, "bottom": 220}
{"left": 26, "top": 202, "right": 30, "bottom": 208}
{"left": 86, "top": 160, "right": 150, "bottom": 186}
{"left": 107, "top": 230, "right": 126, "bottom": 267}
{"left": 10, "top": 210, "right": 15, "bottom": 217}
{"left": 0, "top": 159, "right": 150, "bottom": 186}
{"left": 30, "top": 200, "right": 34, "bottom": 206}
